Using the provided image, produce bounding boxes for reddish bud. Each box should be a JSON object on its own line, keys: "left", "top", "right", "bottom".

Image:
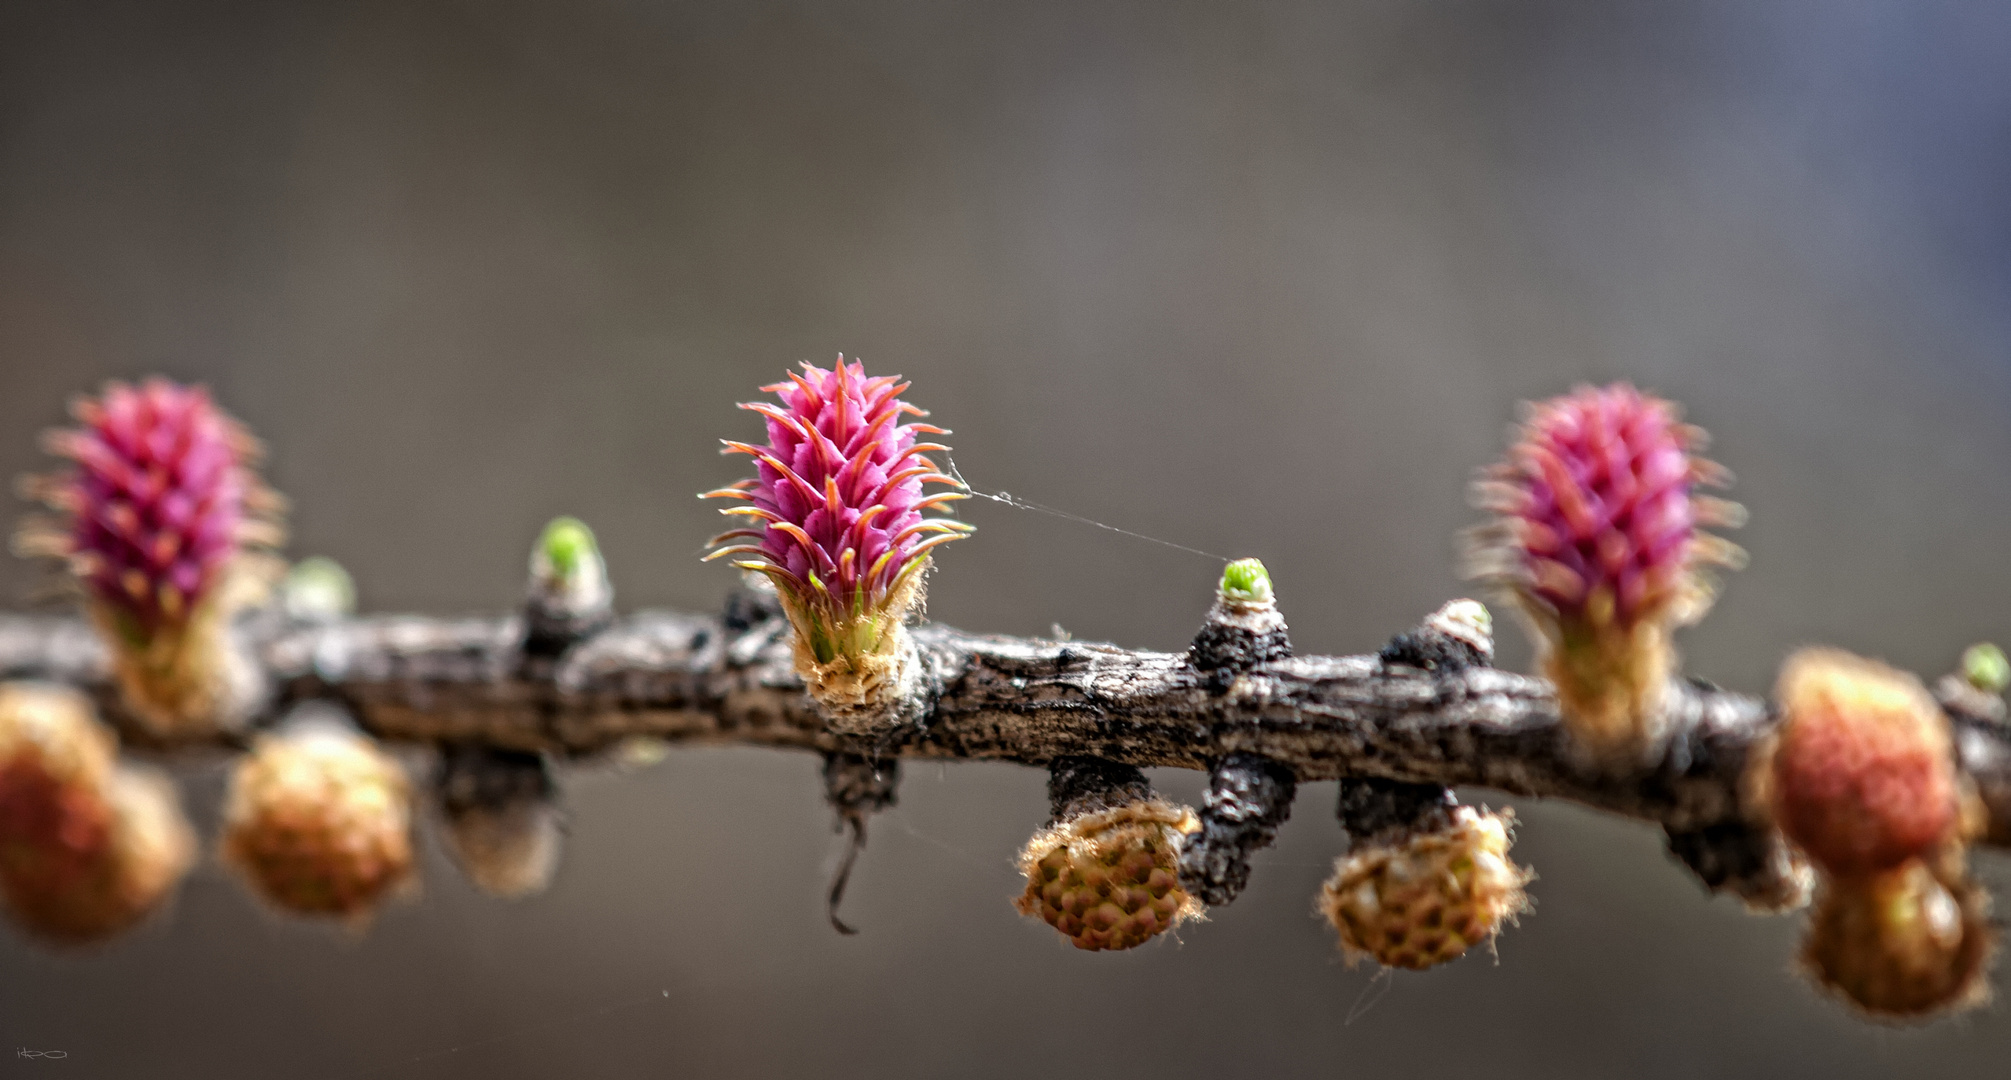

{"left": 1770, "top": 649, "right": 1960, "bottom": 879}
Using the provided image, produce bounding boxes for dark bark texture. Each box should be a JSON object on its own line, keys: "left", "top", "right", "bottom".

{"left": 3, "top": 598, "right": 2009, "bottom": 867}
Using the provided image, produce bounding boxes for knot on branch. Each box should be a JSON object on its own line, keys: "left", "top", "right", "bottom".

{"left": 1379, "top": 598, "right": 1494, "bottom": 675}
{"left": 1336, "top": 775, "right": 1458, "bottom": 851}
{"left": 521, "top": 517, "right": 615, "bottom": 658}
{"left": 1045, "top": 756, "right": 1154, "bottom": 823}
{"left": 1664, "top": 821, "right": 1811, "bottom": 913}
{"left": 1189, "top": 559, "right": 1292, "bottom": 692}
{"left": 721, "top": 582, "right": 786, "bottom": 635}
{"left": 1180, "top": 753, "right": 1297, "bottom": 907}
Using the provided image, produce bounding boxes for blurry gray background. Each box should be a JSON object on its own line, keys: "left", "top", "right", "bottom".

{"left": 3, "top": 1, "right": 2011, "bottom": 1076}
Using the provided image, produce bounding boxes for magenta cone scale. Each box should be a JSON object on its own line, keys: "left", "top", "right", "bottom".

{"left": 702, "top": 358, "right": 971, "bottom": 664}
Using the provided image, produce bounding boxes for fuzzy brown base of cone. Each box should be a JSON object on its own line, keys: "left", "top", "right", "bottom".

{"left": 221, "top": 725, "right": 415, "bottom": 920}
{"left": 1539, "top": 618, "right": 1673, "bottom": 768}
{"left": 1016, "top": 799, "right": 1202, "bottom": 951}
{"left": 92, "top": 594, "right": 261, "bottom": 740}
{"left": 1804, "top": 854, "right": 1994, "bottom": 1020}
{"left": 1320, "top": 806, "right": 1532, "bottom": 970}
{"left": 793, "top": 628, "right": 921, "bottom": 736}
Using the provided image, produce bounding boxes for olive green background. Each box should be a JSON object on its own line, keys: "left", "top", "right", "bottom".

{"left": 4, "top": 2, "right": 2011, "bottom": 1077}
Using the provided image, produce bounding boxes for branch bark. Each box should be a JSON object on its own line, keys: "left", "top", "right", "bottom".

{"left": 2, "top": 597, "right": 2008, "bottom": 863}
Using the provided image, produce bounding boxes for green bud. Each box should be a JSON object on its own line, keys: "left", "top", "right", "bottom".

{"left": 1219, "top": 558, "right": 1274, "bottom": 605}
{"left": 539, "top": 517, "right": 598, "bottom": 580}
{"left": 282, "top": 557, "right": 356, "bottom": 621}
{"left": 1962, "top": 642, "right": 2009, "bottom": 695}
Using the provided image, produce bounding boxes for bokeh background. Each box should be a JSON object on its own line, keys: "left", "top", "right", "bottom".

{"left": 4, "top": 1, "right": 2011, "bottom": 1076}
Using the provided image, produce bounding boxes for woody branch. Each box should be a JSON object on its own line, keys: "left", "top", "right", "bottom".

{"left": 2, "top": 595, "right": 2007, "bottom": 868}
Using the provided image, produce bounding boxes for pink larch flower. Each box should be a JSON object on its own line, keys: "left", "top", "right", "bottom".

{"left": 25, "top": 379, "right": 279, "bottom": 640}
{"left": 1467, "top": 384, "right": 1743, "bottom": 756}
{"left": 19, "top": 379, "right": 283, "bottom": 734}
{"left": 702, "top": 358, "right": 971, "bottom": 666}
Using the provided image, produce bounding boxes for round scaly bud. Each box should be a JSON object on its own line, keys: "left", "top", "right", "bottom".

{"left": 1466, "top": 384, "right": 1744, "bottom": 763}
{"left": 1767, "top": 649, "right": 1960, "bottom": 879}
{"left": 435, "top": 747, "right": 562, "bottom": 900}
{"left": 1319, "top": 805, "right": 1532, "bottom": 970}
{"left": 1380, "top": 599, "right": 1495, "bottom": 673}
{"left": 1015, "top": 758, "right": 1201, "bottom": 951}
{"left": 1017, "top": 801, "right": 1202, "bottom": 951}
{"left": 221, "top": 716, "right": 415, "bottom": 921}
{"left": 0, "top": 684, "right": 194, "bottom": 944}
{"left": 701, "top": 357, "right": 972, "bottom": 733}
{"left": 1803, "top": 856, "right": 1992, "bottom": 1019}
{"left": 17, "top": 379, "right": 285, "bottom": 737}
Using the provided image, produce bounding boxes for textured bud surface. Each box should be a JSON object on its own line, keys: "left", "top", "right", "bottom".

{"left": 1219, "top": 558, "right": 1273, "bottom": 604}
{"left": 1804, "top": 858, "right": 1992, "bottom": 1019}
{"left": 1468, "top": 384, "right": 1742, "bottom": 756}
{"left": 20, "top": 379, "right": 282, "bottom": 735}
{"left": 1319, "top": 806, "right": 1531, "bottom": 970}
{"left": 0, "top": 685, "right": 192, "bottom": 943}
{"left": 1771, "top": 649, "right": 1958, "bottom": 879}
{"left": 222, "top": 723, "right": 415, "bottom": 919}
{"left": 1016, "top": 799, "right": 1201, "bottom": 951}
{"left": 702, "top": 359, "right": 970, "bottom": 715}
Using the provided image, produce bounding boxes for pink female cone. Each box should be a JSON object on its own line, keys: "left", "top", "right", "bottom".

{"left": 18, "top": 379, "right": 284, "bottom": 736}
{"left": 702, "top": 358, "right": 971, "bottom": 724}
{"left": 1468, "top": 384, "right": 1744, "bottom": 761}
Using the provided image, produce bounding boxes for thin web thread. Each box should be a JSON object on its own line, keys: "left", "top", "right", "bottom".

{"left": 1344, "top": 967, "right": 1395, "bottom": 1026}
{"left": 944, "top": 456, "right": 1229, "bottom": 564}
